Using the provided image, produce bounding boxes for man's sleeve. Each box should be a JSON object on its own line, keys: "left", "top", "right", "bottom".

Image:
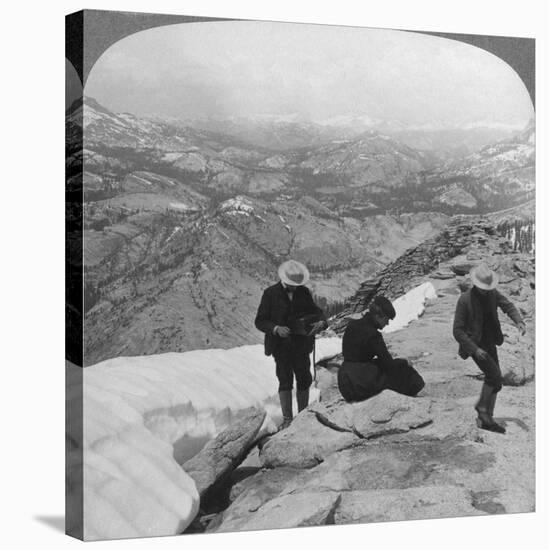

{"left": 255, "top": 290, "right": 276, "bottom": 334}
{"left": 496, "top": 290, "right": 523, "bottom": 325}
{"left": 452, "top": 296, "right": 478, "bottom": 357}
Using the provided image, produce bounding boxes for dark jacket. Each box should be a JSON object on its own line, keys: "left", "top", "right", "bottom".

{"left": 453, "top": 288, "right": 523, "bottom": 359}
{"left": 255, "top": 282, "right": 325, "bottom": 357}
{"left": 342, "top": 312, "right": 394, "bottom": 368}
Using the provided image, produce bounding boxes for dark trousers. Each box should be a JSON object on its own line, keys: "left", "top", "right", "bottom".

{"left": 472, "top": 341, "right": 502, "bottom": 392}
{"left": 338, "top": 359, "right": 424, "bottom": 403}
{"left": 274, "top": 344, "right": 312, "bottom": 392}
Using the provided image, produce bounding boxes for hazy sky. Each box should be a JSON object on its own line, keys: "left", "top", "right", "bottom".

{"left": 85, "top": 21, "right": 533, "bottom": 128}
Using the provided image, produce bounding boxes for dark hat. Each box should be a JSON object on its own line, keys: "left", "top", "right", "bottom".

{"left": 371, "top": 295, "right": 396, "bottom": 319}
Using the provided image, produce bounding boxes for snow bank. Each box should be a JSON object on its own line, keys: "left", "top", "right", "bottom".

{"left": 70, "top": 282, "right": 435, "bottom": 541}
{"left": 314, "top": 336, "right": 342, "bottom": 359}
{"left": 74, "top": 342, "right": 341, "bottom": 540}
{"left": 384, "top": 282, "right": 437, "bottom": 333}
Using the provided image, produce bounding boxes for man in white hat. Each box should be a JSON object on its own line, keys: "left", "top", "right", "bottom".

{"left": 255, "top": 260, "right": 327, "bottom": 429}
{"left": 453, "top": 263, "right": 526, "bottom": 433}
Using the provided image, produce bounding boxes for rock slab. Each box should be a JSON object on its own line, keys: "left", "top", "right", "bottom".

{"left": 216, "top": 491, "right": 341, "bottom": 533}
{"left": 183, "top": 408, "right": 266, "bottom": 498}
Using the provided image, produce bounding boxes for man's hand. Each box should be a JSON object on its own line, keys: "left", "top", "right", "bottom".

{"left": 474, "top": 348, "right": 489, "bottom": 361}
{"left": 517, "top": 322, "right": 526, "bottom": 336}
{"left": 307, "top": 320, "right": 326, "bottom": 336}
{"left": 274, "top": 326, "right": 291, "bottom": 338}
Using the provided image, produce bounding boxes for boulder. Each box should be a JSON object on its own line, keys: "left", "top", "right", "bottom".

{"left": 496, "top": 264, "right": 518, "bottom": 284}
{"left": 259, "top": 391, "right": 433, "bottom": 469}
{"left": 466, "top": 251, "right": 484, "bottom": 260}
{"left": 259, "top": 407, "right": 357, "bottom": 469}
{"left": 498, "top": 315, "right": 535, "bottom": 386}
{"left": 183, "top": 408, "right": 266, "bottom": 498}
{"left": 513, "top": 260, "right": 533, "bottom": 276}
{"left": 216, "top": 491, "right": 341, "bottom": 533}
{"left": 451, "top": 262, "right": 476, "bottom": 276}
{"left": 228, "top": 467, "right": 308, "bottom": 505}
{"left": 432, "top": 270, "right": 455, "bottom": 280}
{"left": 500, "top": 346, "right": 535, "bottom": 386}
{"left": 311, "top": 391, "right": 433, "bottom": 439}
{"left": 302, "top": 438, "right": 496, "bottom": 493}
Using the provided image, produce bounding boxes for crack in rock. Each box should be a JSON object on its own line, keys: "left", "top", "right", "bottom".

{"left": 324, "top": 494, "right": 342, "bottom": 525}
{"left": 314, "top": 411, "right": 354, "bottom": 434}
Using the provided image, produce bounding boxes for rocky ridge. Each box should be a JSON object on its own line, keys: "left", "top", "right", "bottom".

{"left": 331, "top": 217, "right": 500, "bottom": 331}
{"left": 423, "top": 120, "right": 535, "bottom": 211}
{"left": 186, "top": 216, "right": 534, "bottom": 533}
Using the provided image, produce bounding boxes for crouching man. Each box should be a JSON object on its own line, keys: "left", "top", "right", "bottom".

{"left": 453, "top": 264, "right": 525, "bottom": 434}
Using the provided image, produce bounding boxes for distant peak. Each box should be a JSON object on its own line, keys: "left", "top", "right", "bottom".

{"left": 82, "top": 96, "right": 117, "bottom": 116}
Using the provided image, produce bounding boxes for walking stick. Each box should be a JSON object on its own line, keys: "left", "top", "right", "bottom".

{"left": 312, "top": 335, "right": 317, "bottom": 383}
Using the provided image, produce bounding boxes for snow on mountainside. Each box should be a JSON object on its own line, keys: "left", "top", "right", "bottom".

{"left": 185, "top": 112, "right": 521, "bottom": 157}
{"left": 176, "top": 115, "right": 362, "bottom": 151}
{"left": 389, "top": 126, "right": 520, "bottom": 161}
{"left": 67, "top": 97, "right": 534, "bottom": 215}
{"left": 424, "top": 119, "right": 535, "bottom": 211}
{"left": 68, "top": 97, "right": 214, "bottom": 151}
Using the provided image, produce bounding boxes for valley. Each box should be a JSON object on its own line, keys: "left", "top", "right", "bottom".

{"left": 66, "top": 97, "right": 535, "bottom": 365}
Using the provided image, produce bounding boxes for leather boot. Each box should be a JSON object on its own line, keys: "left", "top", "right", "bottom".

{"left": 475, "top": 383, "right": 505, "bottom": 434}
{"left": 487, "top": 391, "right": 506, "bottom": 433}
{"left": 296, "top": 389, "right": 309, "bottom": 412}
{"left": 278, "top": 390, "right": 293, "bottom": 430}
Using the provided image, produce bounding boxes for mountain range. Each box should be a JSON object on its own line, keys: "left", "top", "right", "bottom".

{"left": 66, "top": 97, "right": 534, "bottom": 365}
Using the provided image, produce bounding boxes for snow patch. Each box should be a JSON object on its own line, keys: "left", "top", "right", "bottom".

{"left": 168, "top": 202, "right": 190, "bottom": 211}
{"left": 220, "top": 196, "right": 255, "bottom": 216}
{"left": 163, "top": 152, "right": 184, "bottom": 162}
{"left": 165, "top": 226, "right": 182, "bottom": 243}
{"left": 384, "top": 282, "right": 437, "bottom": 333}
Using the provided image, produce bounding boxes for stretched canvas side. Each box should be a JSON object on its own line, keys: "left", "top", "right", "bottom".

{"left": 65, "top": 9, "right": 84, "bottom": 541}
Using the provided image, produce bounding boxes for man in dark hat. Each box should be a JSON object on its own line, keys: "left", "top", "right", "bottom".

{"left": 453, "top": 264, "right": 526, "bottom": 433}
{"left": 255, "top": 260, "right": 327, "bottom": 429}
{"left": 338, "top": 295, "right": 425, "bottom": 402}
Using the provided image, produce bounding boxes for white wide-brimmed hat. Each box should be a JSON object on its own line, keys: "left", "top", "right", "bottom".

{"left": 278, "top": 260, "right": 310, "bottom": 287}
{"left": 470, "top": 263, "right": 498, "bottom": 290}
